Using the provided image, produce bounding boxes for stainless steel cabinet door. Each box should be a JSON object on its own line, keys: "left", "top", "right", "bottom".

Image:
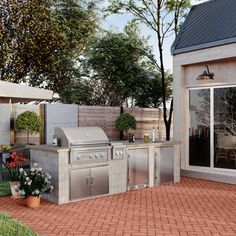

{"left": 155, "top": 147, "right": 173, "bottom": 184}
{"left": 70, "top": 168, "right": 90, "bottom": 200}
{"left": 91, "top": 166, "right": 109, "bottom": 196}
{"left": 127, "top": 148, "right": 148, "bottom": 188}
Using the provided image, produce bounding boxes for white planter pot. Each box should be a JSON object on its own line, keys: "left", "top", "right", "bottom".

{"left": 9, "top": 181, "right": 20, "bottom": 198}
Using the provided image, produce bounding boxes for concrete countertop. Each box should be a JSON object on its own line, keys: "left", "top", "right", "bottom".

{"left": 30, "top": 140, "right": 181, "bottom": 152}
{"left": 30, "top": 145, "right": 69, "bottom": 153}
{"left": 112, "top": 139, "right": 181, "bottom": 148}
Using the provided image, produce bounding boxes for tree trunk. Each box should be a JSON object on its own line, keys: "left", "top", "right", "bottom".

{"left": 156, "top": 0, "right": 174, "bottom": 141}
{"left": 119, "top": 106, "right": 124, "bottom": 140}
{"left": 27, "top": 132, "right": 29, "bottom": 144}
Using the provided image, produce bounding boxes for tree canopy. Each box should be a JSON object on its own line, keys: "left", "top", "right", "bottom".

{"left": 106, "top": 0, "right": 191, "bottom": 139}
{"left": 74, "top": 21, "right": 171, "bottom": 107}
{"left": 0, "top": 0, "right": 98, "bottom": 92}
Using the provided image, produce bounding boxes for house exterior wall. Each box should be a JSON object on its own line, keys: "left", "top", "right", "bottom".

{"left": 173, "top": 43, "right": 236, "bottom": 184}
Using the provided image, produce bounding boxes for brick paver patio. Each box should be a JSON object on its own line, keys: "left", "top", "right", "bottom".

{"left": 0, "top": 177, "right": 236, "bottom": 236}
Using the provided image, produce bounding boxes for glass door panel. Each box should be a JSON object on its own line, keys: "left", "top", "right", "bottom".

{"left": 214, "top": 88, "right": 236, "bottom": 169}
{"left": 189, "top": 89, "right": 210, "bottom": 167}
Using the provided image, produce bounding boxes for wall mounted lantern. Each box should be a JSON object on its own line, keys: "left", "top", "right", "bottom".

{"left": 196, "top": 65, "right": 214, "bottom": 80}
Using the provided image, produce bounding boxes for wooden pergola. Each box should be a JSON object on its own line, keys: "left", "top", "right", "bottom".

{"left": 0, "top": 80, "right": 53, "bottom": 103}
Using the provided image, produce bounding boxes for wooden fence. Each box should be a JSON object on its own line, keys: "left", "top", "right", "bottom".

{"left": 8, "top": 104, "right": 171, "bottom": 144}
{"left": 78, "top": 106, "right": 169, "bottom": 140}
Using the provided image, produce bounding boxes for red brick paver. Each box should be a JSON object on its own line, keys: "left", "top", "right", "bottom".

{"left": 1, "top": 177, "right": 236, "bottom": 236}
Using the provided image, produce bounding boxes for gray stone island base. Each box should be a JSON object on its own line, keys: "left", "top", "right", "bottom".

{"left": 30, "top": 140, "right": 181, "bottom": 204}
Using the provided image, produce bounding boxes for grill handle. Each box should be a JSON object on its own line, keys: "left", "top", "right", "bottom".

{"left": 91, "top": 176, "right": 95, "bottom": 186}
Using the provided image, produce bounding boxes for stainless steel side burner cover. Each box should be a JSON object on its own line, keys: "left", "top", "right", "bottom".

{"left": 54, "top": 127, "right": 110, "bottom": 147}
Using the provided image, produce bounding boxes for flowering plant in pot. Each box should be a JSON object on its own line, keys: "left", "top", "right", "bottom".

{"left": 18, "top": 165, "right": 53, "bottom": 208}
{"left": 3, "top": 152, "right": 28, "bottom": 197}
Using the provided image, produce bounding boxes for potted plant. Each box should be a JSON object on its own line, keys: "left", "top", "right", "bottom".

{"left": 115, "top": 113, "right": 137, "bottom": 141}
{"left": 15, "top": 111, "right": 41, "bottom": 144}
{"left": 4, "top": 152, "right": 28, "bottom": 197}
{"left": 18, "top": 165, "right": 53, "bottom": 208}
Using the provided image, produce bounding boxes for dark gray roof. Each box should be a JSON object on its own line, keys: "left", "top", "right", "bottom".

{"left": 172, "top": 0, "right": 236, "bottom": 55}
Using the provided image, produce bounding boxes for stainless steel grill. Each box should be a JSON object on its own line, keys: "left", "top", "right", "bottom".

{"left": 54, "top": 127, "right": 112, "bottom": 163}
{"left": 54, "top": 127, "right": 126, "bottom": 200}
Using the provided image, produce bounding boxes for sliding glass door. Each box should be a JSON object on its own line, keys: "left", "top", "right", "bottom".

{"left": 189, "top": 89, "right": 210, "bottom": 167}
{"left": 189, "top": 86, "right": 236, "bottom": 170}
{"left": 214, "top": 87, "right": 236, "bottom": 169}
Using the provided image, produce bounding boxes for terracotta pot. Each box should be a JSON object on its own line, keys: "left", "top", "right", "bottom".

{"left": 26, "top": 196, "right": 40, "bottom": 209}
{"left": 9, "top": 181, "right": 20, "bottom": 198}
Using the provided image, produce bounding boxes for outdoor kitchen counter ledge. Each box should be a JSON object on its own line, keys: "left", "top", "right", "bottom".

{"left": 116, "top": 139, "right": 181, "bottom": 147}
{"left": 29, "top": 144, "right": 69, "bottom": 152}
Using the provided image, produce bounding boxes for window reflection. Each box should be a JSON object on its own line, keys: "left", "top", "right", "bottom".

{"left": 214, "top": 88, "right": 236, "bottom": 169}
{"left": 189, "top": 89, "right": 210, "bottom": 167}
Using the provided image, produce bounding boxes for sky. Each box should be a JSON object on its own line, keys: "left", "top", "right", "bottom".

{"left": 102, "top": 0, "right": 209, "bottom": 72}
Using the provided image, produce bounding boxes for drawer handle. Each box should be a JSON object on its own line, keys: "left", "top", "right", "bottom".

{"left": 91, "top": 176, "right": 95, "bottom": 186}
{"left": 86, "top": 177, "right": 90, "bottom": 186}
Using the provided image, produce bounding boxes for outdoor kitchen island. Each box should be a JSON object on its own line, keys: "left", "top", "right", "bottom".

{"left": 30, "top": 130, "right": 181, "bottom": 204}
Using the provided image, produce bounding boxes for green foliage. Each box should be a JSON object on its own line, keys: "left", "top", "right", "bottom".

{"left": 106, "top": 0, "right": 191, "bottom": 140}
{"left": 18, "top": 167, "right": 53, "bottom": 198}
{"left": 15, "top": 111, "right": 41, "bottom": 143}
{"left": 59, "top": 79, "right": 93, "bottom": 104}
{"left": 0, "top": 145, "right": 12, "bottom": 152}
{"left": 0, "top": 0, "right": 65, "bottom": 87}
{"left": 51, "top": 0, "right": 99, "bottom": 92}
{"left": 0, "top": 181, "right": 11, "bottom": 196}
{"left": 53, "top": 0, "right": 98, "bottom": 56}
{"left": 15, "top": 111, "right": 41, "bottom": 134}
{"left": 115, "top": 113, "right": 136, "bottom": 132}
{"left": 82, "top": 21, "right": 160, "bottom": 106}
{"left": 0, "top": 212, "right": 39, "bottom": 236}
{"left": 134, "top": 72, "right": 172, "bottom": 108}
{"left": 0, "top": 0, "right": 98, "bottom": 92}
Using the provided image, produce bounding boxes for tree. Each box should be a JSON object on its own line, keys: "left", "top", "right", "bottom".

{"left": 134, "top": 71, "right": 172, "bottom": 108}
{"left": 0, "top": 0, "right": 65, "bottom": 87}
{"left": 59, "top": 78, "right": 93, "bottom": 104}
{"left": 15, "top": 111, "right": 41, "bottom": 144}
{"left": 106, "top": 0, "right": 191, "bottom": 140}
{"left": 82, "top": 21, "right": 164, "bottom": 106}
{"left": 0, "top": 0, "right": 98, "bottom": 92}
{"left": 52, "top": 0, "right": 99, "bottom": 93}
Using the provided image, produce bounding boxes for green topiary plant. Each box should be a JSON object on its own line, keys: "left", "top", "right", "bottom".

{"left": 115, "top": 113, "right": 136, "bottom": 133}
{"left": 15, "top": 111, "right": 41, "bottom": 144}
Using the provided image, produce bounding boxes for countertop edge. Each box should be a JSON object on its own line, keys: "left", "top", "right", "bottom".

{"left": 29, "top": 145, "right": 69, "bottom": 153}
{"left": 116, "top": 140, "right": 182, "bottom": 147}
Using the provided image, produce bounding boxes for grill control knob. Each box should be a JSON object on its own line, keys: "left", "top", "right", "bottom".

{"left": 77, "top": 156, "right": 80, "bottom": 160}
{"left": 95, "top": 154, "right": 99, "bottom": 158}
{"left": 89, "top": 155, "right": 92, "bottom": 159}
{"left": 115, "top": 151, "right": 119, "bottom": 156}
{"left": 100, "top": 153, "right": 104, "bottom": 158}
{"left": 119, "top": 151, "right": 123, "bottom": 155}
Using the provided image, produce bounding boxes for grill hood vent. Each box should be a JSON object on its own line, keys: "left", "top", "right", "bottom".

{"left": 54, "top": 127, "right": 110, "bottom": 147}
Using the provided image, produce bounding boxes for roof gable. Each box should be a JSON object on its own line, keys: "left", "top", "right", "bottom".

{"left": 172, "top": 0, "right": 236, "bottom": 55}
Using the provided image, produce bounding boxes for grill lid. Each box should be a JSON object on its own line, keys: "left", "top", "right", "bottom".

{"left": 54, "top": 127, "right": 110, "bottom": 147}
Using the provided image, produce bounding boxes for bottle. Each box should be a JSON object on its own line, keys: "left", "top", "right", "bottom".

{"left": 132, "top": 133, "right": 135, "bottom": 142}
{"left": 152, "top": 127, "right": 155, "bottom": 142}
{"left": 128, "top": 132, "right": 133, "bottom": 142}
